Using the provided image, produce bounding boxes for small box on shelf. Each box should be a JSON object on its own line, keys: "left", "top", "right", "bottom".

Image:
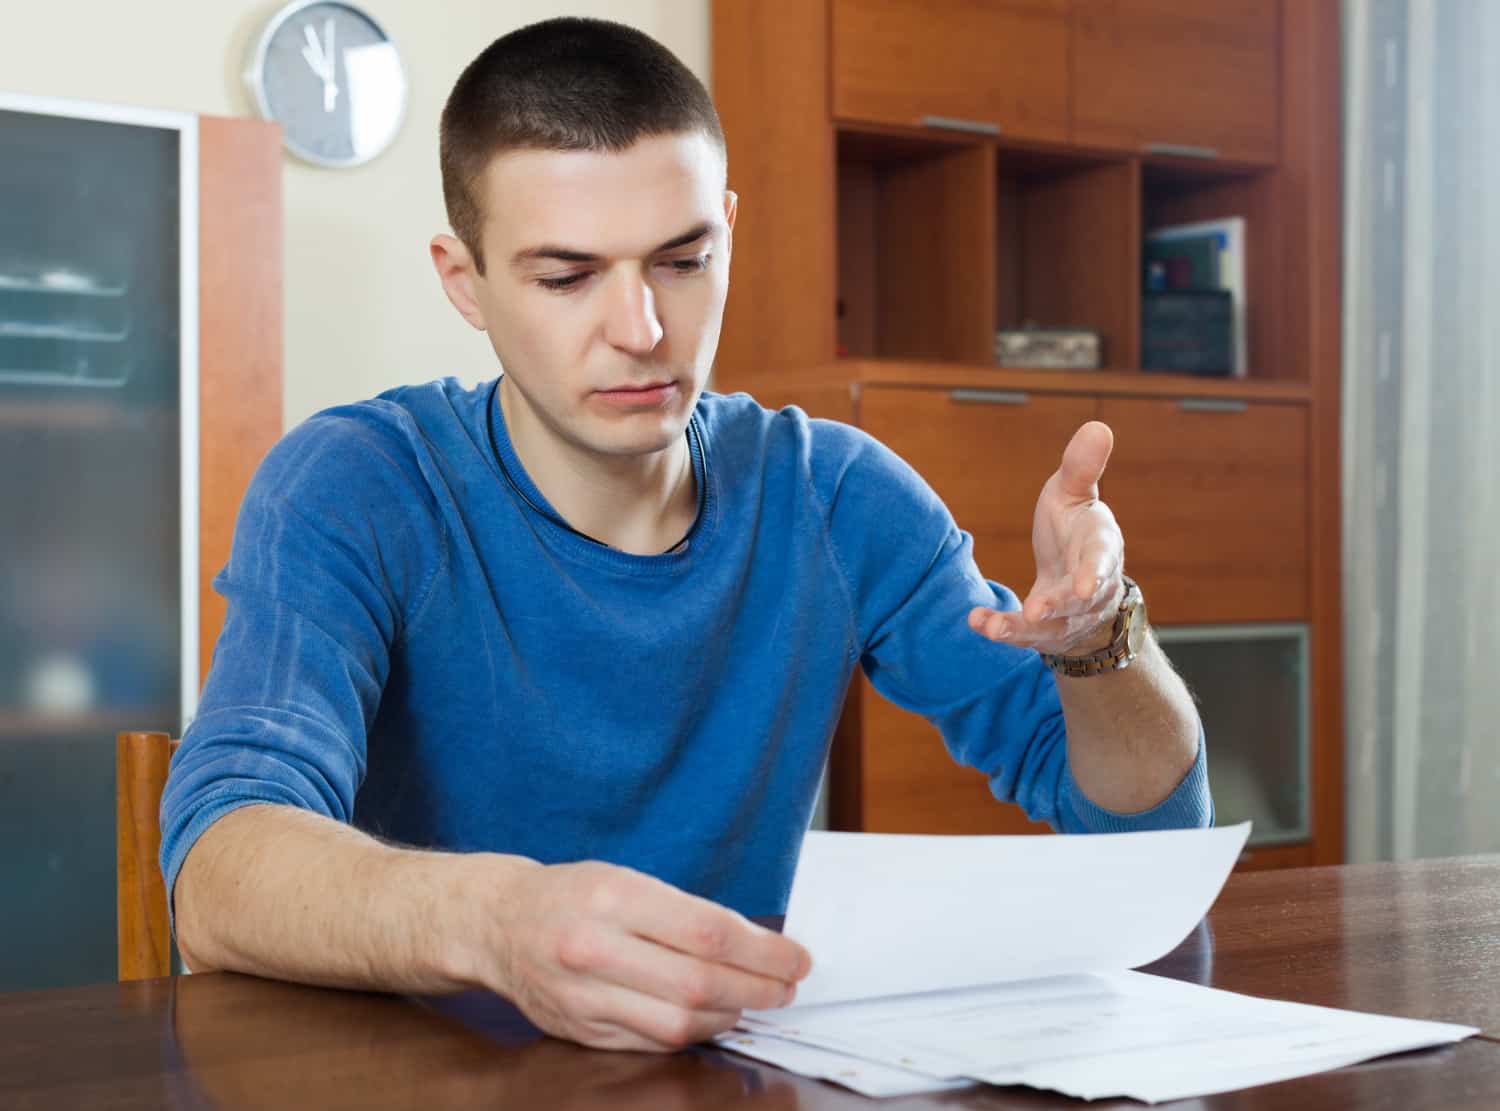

{"left": 994, "top": 326, "right": 1101, "bottom": 370}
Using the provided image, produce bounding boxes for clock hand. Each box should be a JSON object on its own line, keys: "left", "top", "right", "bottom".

{"left": 323, "top": 17, "right": 338, "bottom": 111}
{"left": 301, "top": 23, "right": 329, "bottom": 78}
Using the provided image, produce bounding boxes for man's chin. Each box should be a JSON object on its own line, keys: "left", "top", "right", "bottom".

{"left": 584, "top": 413, "right": 692, "bottom": 458}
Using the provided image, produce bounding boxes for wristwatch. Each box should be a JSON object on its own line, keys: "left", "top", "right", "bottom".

{"left": 1040, "top": 576, "right": 1148, "bottom": 678}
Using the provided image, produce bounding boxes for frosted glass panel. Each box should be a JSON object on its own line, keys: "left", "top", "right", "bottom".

{"left": 1156, "top": 625, "right": 1310, "bottom": 846}
{"left": 0, "top": 104, "right": 183, "bottom": 990}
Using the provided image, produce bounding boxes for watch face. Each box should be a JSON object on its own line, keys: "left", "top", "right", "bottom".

{"left": 1126, "top": 590, "right": 1149, "bottom": 655}
{"left": 248, "top": 0, "right": 406, "bottom": 167}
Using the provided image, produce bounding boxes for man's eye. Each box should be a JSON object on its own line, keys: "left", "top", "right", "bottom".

{"left": 537, "top": 272, "right": 589, "bottom": 291}
{"left": 664, "top": 255, "right": 710, "bottom": 275}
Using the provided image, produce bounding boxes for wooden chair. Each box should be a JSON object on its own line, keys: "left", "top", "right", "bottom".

{"left": 116, "top": 730, "right": 180, "bottom": 981}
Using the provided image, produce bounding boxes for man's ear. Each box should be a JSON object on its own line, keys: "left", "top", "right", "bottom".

{"left": 723, "top": 190, "right": 738, "bottom": 263}
{"left": 429, "top": 234, "right": 488, "bottom": 332}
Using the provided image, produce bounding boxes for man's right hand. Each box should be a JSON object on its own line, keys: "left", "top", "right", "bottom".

{"left": 460, "top": 858, "right": 812, "bottom": 1052}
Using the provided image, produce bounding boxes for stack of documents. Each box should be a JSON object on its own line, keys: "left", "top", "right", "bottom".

{"left": 716, "top": 824, "right": 1477, "bottom": 1101}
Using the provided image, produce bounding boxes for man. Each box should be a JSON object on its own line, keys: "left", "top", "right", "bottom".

{"left": 164, "top": 17, "right": 1209, "bottom": 1053}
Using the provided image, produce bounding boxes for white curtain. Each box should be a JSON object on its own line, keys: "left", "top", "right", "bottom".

{"left": 1343, "top": 0, "right": 1500, "bottom": 861}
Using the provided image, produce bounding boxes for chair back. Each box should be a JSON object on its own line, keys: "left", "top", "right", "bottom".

{"left": 116, "top": 730, "right": 180, "bottom": 981}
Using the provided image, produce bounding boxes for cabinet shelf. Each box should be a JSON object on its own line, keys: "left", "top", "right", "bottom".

{"left": 0, "top": 268, "right": 127, "bottom": 298}
{"left": 835, "top": 358, "right": 1312, "bottom": 403}
{"left": 0, "top": 399, "right": 173, "bottom": 430}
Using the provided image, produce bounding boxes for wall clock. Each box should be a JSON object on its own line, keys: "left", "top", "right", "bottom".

{"left": 246, "top": 0, "right": 407, "bottom": 168}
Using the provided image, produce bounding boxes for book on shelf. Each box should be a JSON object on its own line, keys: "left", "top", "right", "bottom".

{"left": 1143, "top": 217, "right": 1247, "bottom": 377}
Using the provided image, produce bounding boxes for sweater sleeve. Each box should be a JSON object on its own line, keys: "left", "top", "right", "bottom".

{"left": 809, "top": 417, "right": 1210, "bottom": 832}
{"left": 159, "top": 406, "right": 446, "bottom": 916}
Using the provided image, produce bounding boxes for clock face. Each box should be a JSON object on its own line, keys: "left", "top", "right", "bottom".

{"left": 248, "top": 0, "right": 406, "bottom": 167}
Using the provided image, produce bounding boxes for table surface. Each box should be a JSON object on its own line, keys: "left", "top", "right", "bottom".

{"left": 2, "top": 856, "right": 1498, "bottom": 1110}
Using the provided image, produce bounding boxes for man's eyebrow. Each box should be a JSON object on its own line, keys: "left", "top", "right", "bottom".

{"left": 510, "top": 222, "right": 714, "bottom": 267}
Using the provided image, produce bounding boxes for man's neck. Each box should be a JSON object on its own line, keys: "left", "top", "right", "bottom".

{"left": 500, "top": 378, "right": 697, "bottom": 556}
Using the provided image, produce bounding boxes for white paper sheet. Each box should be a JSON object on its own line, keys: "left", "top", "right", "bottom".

{"left": 766, "top": 822, "right": 1251, "bottom": 1009}
{"left": 712, "top": 1031, "right": 974, "bottom": 1098}
{"left": 734, "top": 824, "right": 1478, "bottom": 1101}
{"left": 743, "top": 971, "right": 1476, "bottom": 1102}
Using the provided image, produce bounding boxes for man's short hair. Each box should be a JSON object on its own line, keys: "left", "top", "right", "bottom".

{"left": 440, "top": 17, "right": 725, "bottom": 274}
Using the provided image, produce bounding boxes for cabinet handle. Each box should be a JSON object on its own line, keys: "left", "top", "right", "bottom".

{"left": 1145, "top": 142, "right": 1220, "bottom": 160}
{"left": 1177, "top": 398, "right": 1248, "bottom": 414}
{"left": 921, "top": 115, "right": 1002, "bottom": 137}
{"left": 951, "top": 389, "right": 1029, "bottom": 406}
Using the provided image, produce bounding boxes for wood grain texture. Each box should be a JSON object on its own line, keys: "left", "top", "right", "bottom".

{"left": 856, "top": 678, "right": 1055, "bottom": 834}
{"left": 833, "top": 357, "right": 1314, "bottom": 401}
{"left": 1008, "top": 156, "right": 1140, "bottom": 369}
{"left": 832, "top": 0, "right": 1070, "bottom": 141}
{"left": 198, "top": 116, "right": 283, "bottom": 689}
{"left": 1071, "top": 0, "right": 1281, "bottom": 163}
{"left": 711, "top": 0, "right": 836, "bottom": 389}
{"left": 1099, "top": 396, "right": 1308, "bottom": 624}
{"left": 835, "top": 160, "right": 878, "bottom": 357}
{"left": 876, "top": 142, "right": 997, "bottom": 362}
{"left": 1143, "top": 856, "right": 1500, "bottom": 1037}
{"left": 1281, "top": 0, "right": 1345, "bottom": 867}
{"left": 1235, "top": 841, "right": 1315, "bottom": 872}
{"left": 6, "top": 858, "right": 1500, "bottom": 1108}
{"left": 115, "top": 732, "right": 179, "bottom": 982}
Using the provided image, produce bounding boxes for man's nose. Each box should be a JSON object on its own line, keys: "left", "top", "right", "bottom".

{"left": 602, "top": 269, "right": 664, "bottom": 354}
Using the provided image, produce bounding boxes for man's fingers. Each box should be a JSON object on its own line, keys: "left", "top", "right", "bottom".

{"left": 619, "top": 878, "right": 811, "bottom": 985}
{"left": 969, "top": 607, "right": 1072, "bottom": 645}
{"left": 567, "top": 980, "right": 741, "bottom": 1052}
{"left": 1055, "top": 421, "right": 1114, "bottom": 501}
{"left": 574, "top": 932, "right": 796, "bottom": 1013}
{"left": 1072, "top": 542, "right": 1121, "bottom": 604}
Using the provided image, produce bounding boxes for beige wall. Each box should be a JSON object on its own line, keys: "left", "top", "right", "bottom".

{"left": 0, "top": 0, "right": 711, "bottom": 429}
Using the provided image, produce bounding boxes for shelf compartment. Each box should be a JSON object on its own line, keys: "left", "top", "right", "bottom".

{"left": 1142, "top": 162, "right": 1282, "bottom": 380}
{"left": 995, "top": 145, "right": 1139, "bottom": 372}
{"left": 1156, "top": 623, "right": 1310, "bottom": 847}
{"left": 837, "top": 127, "right": 996, "bottom": 364}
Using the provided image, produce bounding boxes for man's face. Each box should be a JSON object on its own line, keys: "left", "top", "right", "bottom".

{"left": 436, "top": 132, "right": 735, "bottom": 461}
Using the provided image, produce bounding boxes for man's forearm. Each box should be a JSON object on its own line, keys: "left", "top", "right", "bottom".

{"left": 1053, "top": 632, "right": 1201, "bottom": 815}
{"left": 173, "top": 803, "right": 537, "bottom": 993}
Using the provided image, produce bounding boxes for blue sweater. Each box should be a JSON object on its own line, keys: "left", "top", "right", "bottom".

{"left": 161, "top": 378, "right": 1210, "bottom": 916}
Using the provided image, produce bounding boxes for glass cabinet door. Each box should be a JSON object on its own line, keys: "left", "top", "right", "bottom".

{"left": 0, "top": 95, "right": 196, "bottom": 990}
{"left": 1156, "top": 624, "right": 1311, "bottom": 846}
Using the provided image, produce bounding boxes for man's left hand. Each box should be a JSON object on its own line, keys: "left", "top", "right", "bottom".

{"left": 967, "top": 421, "right": 1125, "bottom": 657}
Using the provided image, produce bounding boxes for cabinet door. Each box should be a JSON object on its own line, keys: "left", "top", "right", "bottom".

{"left": 1100, "top": 397, "right": 1307, "bottom": 624}
{"left": 832, "top": 0, "right": 1070, "bottom": 142}
{"left": 0, "top": 100, "right": 189, "bottom": 991}
{"left": 850, "top": 386, "right": 1096, "bottom": 833}
{"left": 1071, "top": 0, "right": 1280, "bottom": 163}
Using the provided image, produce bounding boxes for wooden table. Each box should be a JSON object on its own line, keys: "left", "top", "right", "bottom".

{"left": 2, "top": 857, "right": 1498, "bottom": 1109}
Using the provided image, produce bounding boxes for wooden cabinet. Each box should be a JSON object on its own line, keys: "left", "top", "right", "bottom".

{"left": 832, "top": 0, "right": 1071, "bottom": 142}
{"left": 714, "top": 1, "right": 1342, "bottom": 866}
{"left": 1100, "top": 398, "right": 1307, "bottom": 624}
{"left": 1071, "top": 0, "right": 1281, "bottom": 163}
{"left": 0, "top": 99, "right": 281, "bottom": 990}
{"left": 850, "top": 676, "right": 1053, "bottom": 834}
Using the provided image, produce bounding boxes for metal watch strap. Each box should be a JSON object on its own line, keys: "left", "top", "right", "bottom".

{"left": 1039, "top": 577, "right": 1141, "bottom": 678}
